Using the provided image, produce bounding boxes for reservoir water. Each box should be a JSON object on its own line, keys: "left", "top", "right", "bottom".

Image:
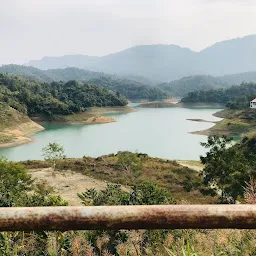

{"left": 0, "top": 105, "right": 223, "bottom": 161}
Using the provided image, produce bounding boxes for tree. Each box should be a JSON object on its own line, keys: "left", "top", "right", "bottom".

{"left": 115, "top": 152, "right": 142, "bottom": 178}
{"left": 0, "top": 158, "right": 67, "bottom": 207}
{"left": 200, "top": 135, "right": 251, "bottom": 203}
{"left": 42, "top": 142, "right": 65, "bottom": 171}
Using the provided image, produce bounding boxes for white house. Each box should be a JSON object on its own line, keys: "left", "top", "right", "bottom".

{"left": 250, "top": 98, "right": 256, "bottom": 108}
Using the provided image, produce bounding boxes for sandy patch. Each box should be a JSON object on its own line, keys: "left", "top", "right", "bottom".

{"left": 29, "top": 168, "right": 129, "bottom": 205}
{"left": 0, "top": 121, "right": 44, "bottom": 148}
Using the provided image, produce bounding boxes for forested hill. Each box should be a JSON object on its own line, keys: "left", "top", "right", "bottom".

{"left": 0, "top": 65, "right": 168, "bottom": 100}
{"left": 157, "top": 75, "right": 229, "bottom": 97}
{"left": 181, "top": 82, "right": 256, "bottom": 109}
{"left": 0, "top": 73, "right": 128, "bottom": 116}
{"left": 88, "top": 76, "right": 167, "bottom": 100}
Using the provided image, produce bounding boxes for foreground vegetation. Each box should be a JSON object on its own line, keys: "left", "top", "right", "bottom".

{"left": 23, "top": 151, "right": 211, "bottom": 204}
{"left": 1, "top": 133, "right": 256, "bottom": 254}
{"left": 1, "top": 134, "right": 256, "bottom": 254}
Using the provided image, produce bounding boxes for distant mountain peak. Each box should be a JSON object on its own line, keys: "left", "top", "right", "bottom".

{"left": 25, "top": 34, "right": 256, "bottom": 80}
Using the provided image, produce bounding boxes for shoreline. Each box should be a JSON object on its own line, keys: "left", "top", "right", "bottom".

{"left": 0, "top": 121, "right": 45, "bottom": 148}
{"left": 36, "top": 115, "right": 116, "bottom": 125}
{"left": 189, "top": 108, "right": 256, "bottom": 136}
{"left": 188, "top": 109, "right": 226, "bottom": 136}
{"left": 0, "top": 106, "right": 136, "bottom": 149}
{"left": 0, "top": 137, "right": 34, "bottom": 149}
{"left": 32, "top": 106, "right": 136, "bottom": 125}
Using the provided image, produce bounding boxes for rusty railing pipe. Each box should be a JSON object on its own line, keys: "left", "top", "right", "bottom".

{"left": 1, "top": 205, "right": 256, "bottom": 231}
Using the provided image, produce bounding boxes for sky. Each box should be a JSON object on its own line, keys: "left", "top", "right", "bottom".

{"left": 1, "top": 0, "right": 256, "bottom": 64}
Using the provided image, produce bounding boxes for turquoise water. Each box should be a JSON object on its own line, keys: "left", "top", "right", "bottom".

{"left": 0, "top": 106, "right": 223, "bottom": 161}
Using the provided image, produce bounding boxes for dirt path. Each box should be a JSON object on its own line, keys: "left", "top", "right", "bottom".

{"left": 29, "top": 168, "right": 125, "bottom": 205}
{"left": 176, "top": 160, "right": 204, "bottom": 172}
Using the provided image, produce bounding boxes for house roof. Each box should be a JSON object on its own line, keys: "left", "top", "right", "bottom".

{"left": 251, "top": 99, "right": 256, "bottom": 103}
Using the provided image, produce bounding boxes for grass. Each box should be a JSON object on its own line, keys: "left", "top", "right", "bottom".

{"left": 21, "top": 153, "right": 216, "bottom": 204}
{"left": 3, "top": 228, "right": 256, "bottom": 255}
{"left": 0, "top": 103, "right": 31, "bottom": 130}
{"left": 197, "top": 108, "right": 256, "bottom": 136}
{"left": 210, "top": 118, "right": 252, "bottom": 135}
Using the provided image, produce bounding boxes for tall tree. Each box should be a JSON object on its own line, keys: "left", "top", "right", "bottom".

{"left": 200, "top": 135, "right": 251, "bottom": 203}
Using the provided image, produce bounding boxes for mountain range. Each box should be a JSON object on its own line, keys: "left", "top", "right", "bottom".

{"left": 26, "top": 35, "right": 256, "bottom": 81}
{"left": 2, "top": 64, "right": 256, "bottom": 98}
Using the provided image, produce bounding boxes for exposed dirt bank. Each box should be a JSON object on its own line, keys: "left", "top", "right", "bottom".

{"left": 0, "top": 104, "right": 44, "bottom": 148}
{"left": 176, "top": 160, "right": 204, "bottom": 172}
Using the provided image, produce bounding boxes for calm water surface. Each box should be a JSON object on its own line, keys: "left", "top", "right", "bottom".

{"left": 0, "top": 105, "right": 223, "bottom": 161}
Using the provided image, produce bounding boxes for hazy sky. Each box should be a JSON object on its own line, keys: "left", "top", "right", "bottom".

{"left": 1, "top": 0, "right": 256, "bottom": 64}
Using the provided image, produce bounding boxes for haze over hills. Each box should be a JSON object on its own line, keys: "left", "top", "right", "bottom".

{"left": 156, "top": 71, "right": 256, "bottom": 97}
{"left": 26, "top": 35, "right": 256, "bottom": 81}
{"left": 157, "top": 75, "right": 229, "bottom": 97}
{"left": 217, "top": 72, "right": 256, "bottom": 86}
{"left": 3, "top": 64, "right": 256, "bottom": 98}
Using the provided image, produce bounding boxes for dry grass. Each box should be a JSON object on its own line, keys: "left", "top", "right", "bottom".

{"left": 22, "top": 154, "right": 216, "bottom": 204}
{"left": 194, "top": 108, "right": 256, "bottom": 136}
{"left": 4, "top": 228, "right": 256, "bottom": 255}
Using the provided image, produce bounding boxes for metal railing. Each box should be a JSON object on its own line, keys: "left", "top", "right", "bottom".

{"left": 1, "top": 205, "right": 256, "bottom": 231}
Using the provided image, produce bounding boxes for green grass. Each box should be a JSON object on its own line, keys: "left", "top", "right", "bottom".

{"left": 206, "top": 108, "right": 256, "bottom": 136}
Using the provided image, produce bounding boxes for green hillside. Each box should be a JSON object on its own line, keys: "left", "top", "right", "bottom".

{"left": 181, "top": 82, "right": 256, "bottom": 109}
{"left": 0, "top": 65, "right": 168, "bottom": 100}
{"left": 0, "top": 73, "right": 128, "bottom": 117}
